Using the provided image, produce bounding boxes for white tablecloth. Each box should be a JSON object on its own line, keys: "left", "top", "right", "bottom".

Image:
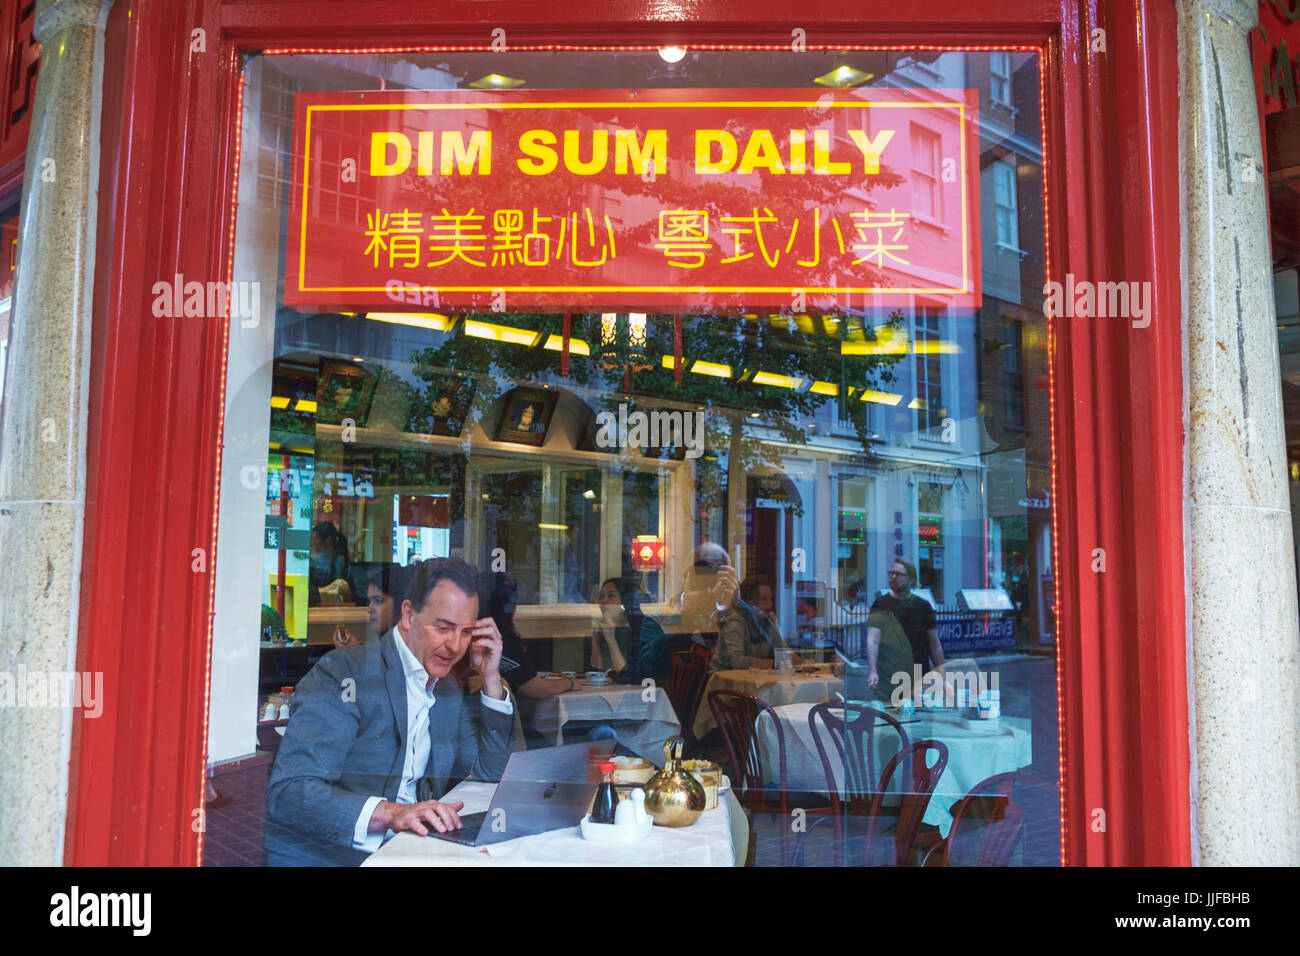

{"left": 755, "top": 703, "right": 1032, "bottom": 836}
{"left": 693, "top": 669, "right": 844, "bottom": 738}
{"left": 363, "top": 779, "right": 743, "bottom": 866}
{"left": 522, "top": 683, "right": 680, "bottom": 764}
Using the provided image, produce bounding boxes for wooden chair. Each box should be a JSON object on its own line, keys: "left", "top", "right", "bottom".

{"left": 804, "top": 702, "right": 912, "bottom": 865}
{"left": 707, "top": 689, "right": 790, "bottom": 863}
{"left": 806, "top": 727, "right": 948, "bottom": 867}
{"left": 807, "top": 702, "right": 911, "bottom": 812}
{"left": 868, "top": 740, "right": 949, "bottom": 866}
{"left": 667, "top": 646, "right": 712, "bottom": 751}
{"left": 923, "top": 771, "right": 1023, "bottom": 867}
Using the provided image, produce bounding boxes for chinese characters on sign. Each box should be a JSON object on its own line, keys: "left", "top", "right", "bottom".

{"left": 357, "top": 204, "right": 915, "bottom": 271}
{"left": 287, "top": 89, "right": 980, "bottom": 311}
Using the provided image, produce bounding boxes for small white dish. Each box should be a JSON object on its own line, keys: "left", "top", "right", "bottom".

{"left": 580, "top": 814, "right": 653, "bottom": 843}
{"left": 960, "top": 717, "right": 1004, "bottom": 732}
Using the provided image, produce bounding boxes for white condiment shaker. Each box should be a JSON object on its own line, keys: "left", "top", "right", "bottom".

{"left": 614, "top": 791, "right": 638, "bottom": 827}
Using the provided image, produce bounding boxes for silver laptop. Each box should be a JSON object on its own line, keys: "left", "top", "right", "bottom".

{"left": 426, "top": 739, "right": 616, "bottom": 847}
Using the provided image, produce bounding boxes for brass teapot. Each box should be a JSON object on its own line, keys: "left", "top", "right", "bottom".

{"left": 643, "top": 736, "right": 706, "bottom": 827}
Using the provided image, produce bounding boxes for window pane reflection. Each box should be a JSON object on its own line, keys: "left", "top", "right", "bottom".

{"left": 208, "top": 47, "right": 1059, "bottom": 868}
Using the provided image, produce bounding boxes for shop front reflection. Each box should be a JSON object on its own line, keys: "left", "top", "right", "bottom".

{"left": 205, "top": 47, "right": 1060, "bottom": 867}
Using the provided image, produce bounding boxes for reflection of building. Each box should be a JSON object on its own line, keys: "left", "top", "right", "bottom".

{"left": 968, "top": 50, "right": 1053, "bottom": 646}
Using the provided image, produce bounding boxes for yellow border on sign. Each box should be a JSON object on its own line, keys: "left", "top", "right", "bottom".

{"left": 297, "top": 99, "right": 973, "bottom": 299}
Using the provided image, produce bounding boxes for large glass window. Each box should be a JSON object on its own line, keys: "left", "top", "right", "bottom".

{"left": 205, "top": 47, "right": 1057, "bottom": 868}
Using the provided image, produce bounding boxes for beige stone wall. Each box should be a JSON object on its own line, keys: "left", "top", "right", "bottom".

{"left": 0, "top": 0, "right": 111, "bottom": 866}
{"left": 1180, "top": 0, "right": 1300, "bottom": 864}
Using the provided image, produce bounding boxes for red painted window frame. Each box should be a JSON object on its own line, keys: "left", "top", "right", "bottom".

{"left": 70, "top": 0, "right": 1188, "bottom": 866}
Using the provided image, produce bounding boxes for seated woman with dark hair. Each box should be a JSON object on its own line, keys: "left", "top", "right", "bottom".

{"left": 589, "top": 578, "right": 630, "bottom": 675}
{"left": 308, "top": 521, "right": 353, "bottom": 606}
{"left": 588, "top": 577, "right": 665, "bottom": 684}
{"left": 333, "top": 563, "right": 405, "bottom": 647}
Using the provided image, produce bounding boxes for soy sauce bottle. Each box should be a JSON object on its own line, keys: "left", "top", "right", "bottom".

{"left": 592, "top": 761, "right": 619, "bottom": 824}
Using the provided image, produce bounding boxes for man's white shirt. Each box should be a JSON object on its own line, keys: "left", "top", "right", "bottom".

{"left": 352, "top": 627, "right": 513, "bottom": 851}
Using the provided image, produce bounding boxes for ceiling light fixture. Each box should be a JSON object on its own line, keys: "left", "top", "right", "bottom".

{"left": 813, "top": 65, "right": 874, "bottom": 88}
{"left": 468, "top": 73, "right": 526, "bottom": 89}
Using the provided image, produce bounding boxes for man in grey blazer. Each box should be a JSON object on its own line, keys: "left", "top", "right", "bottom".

{"left": 265, "top": 558, "right": 515, "bottom": 866}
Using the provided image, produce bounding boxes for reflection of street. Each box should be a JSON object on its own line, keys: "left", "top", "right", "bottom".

{"left": 982, "top": 651, "right": 1061, "bottom": 865}
{"left": 741, "top": 649, "right": 1062, "bottom": 866}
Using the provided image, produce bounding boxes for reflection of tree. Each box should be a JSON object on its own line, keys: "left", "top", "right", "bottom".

{"left": 400, "top": 103, "right": 908, "bottom": 306}
{"left": 478, "top": 468, "right": 543, "bottom": 564}
{"left": 396, "top": 98, "right": 916, "bottom": 537}
{"left": 366, "top": 366, "right": 421, "bottom": 430}
{"left": 270, "top": 406, "right": 313, "bottom": 440}
{"left": 408, "top": 313, "right": 588, "bottom": 437}
{"left": 624, "top": 310, "right": 906, "bottom": 519}
{"left": 406, "top": 306, "right": 906, "bottom": 528}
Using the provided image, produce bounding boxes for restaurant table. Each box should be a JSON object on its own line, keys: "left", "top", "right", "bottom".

{"left": 363, "top": 779, "right": 745, "bottom": 866}
{"left": 524, "top": 682, "right": 681, "bottom": 764}
{"left": 754, "top": 703, "right": 1032, "bottom": 836}
{"left": 692, "top": 667, "right": 844, "bottom": 739}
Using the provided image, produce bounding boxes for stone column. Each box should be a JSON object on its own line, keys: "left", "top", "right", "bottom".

{"left": 0, "top": 0, "right": 112, "bottom": 865}
{"left": 1181, "top": 0, "right": 1300, "bottom": 864}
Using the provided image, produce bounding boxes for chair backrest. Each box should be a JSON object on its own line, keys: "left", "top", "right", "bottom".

{"left": 871, "top": 738, "right": 949, "bottom": 866}
{"left": 683, "top": 646, "right": 712, "bottom": 735}
{"left": 707, "top": 689, "right": 786, "bottom": 810}
{"left": 667, "top": 649, "right": 710, "bottom": 742}
{"left": 943, "top": 771, "right": 1023, "bottom": 867}
{"left": 807, "top": 702, "right": 910, "bottom": 806}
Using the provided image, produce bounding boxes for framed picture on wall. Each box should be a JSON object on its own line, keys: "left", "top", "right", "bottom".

{"left": 317, "top": 360, "right": 376, "bottom": 426}
{"left": 413, "top": 374, "right": 476, "bottom": 437}
{"left": 496, "top": 387, "right": 557, "bottom": 447}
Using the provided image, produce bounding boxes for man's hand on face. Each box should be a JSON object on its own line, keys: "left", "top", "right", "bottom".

{"left": 470, "top": 617, "right": 506, "bottom": 699}
{"left": 376, "top": 799, "right": 466, "bottom": 835}
{"left": 711, "top": 564, "right": 739, "bottom": 609}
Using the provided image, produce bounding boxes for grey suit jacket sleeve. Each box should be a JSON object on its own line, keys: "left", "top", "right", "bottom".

{"left": 432, "top": 686, "right": 515, "bottom": 796}
{"left": 265, "top": 649, "right": 377, "bottom": 849}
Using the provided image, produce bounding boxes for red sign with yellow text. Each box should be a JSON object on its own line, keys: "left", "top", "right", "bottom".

{"left": 287, "top": 89, "right": 980, "bottom": 312}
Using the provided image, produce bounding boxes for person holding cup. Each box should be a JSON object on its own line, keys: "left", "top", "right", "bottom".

{"left": 708, "top": 565, "right": 793, "bottom": 674}
{"left": 589, "top": 577, "right": 630, "bottom": 678}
